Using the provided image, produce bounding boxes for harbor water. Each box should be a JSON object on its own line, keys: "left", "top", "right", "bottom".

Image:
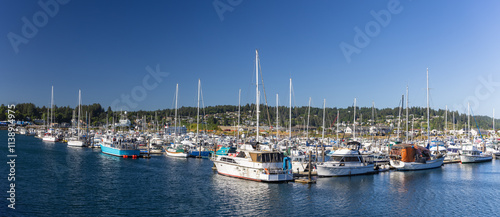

{"left": 2, "top": 132, "right": 500, "bottom": 216}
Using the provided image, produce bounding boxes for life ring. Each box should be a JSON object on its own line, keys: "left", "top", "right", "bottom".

{"left": 264, "top": 168, "right": 269, "bottom": 175}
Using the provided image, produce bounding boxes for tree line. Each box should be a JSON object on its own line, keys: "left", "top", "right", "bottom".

{"left": 1, "top": 103, "right": 498, "bottom": 131}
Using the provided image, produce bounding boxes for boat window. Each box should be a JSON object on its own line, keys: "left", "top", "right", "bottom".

{"left": 330, "top": 156, "right": 343, "bottom": 162}
{"left": 257, "top": 153, "right": 262, "bottom": 162}
{"left": 344, "top": 157, "right": 360, "bottom": 162}
{"left": 220, "top": 157, "right": 237, "bottom": 164}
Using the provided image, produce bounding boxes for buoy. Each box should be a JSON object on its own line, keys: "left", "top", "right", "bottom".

{"left": 123, "top": 155, "right": 128, "bottom": 158}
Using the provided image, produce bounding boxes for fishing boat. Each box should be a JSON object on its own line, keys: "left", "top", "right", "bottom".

{"left": 211, "top": 50, "right": 293, "bottom": 182}
{"left": 389, "top": 144, "right": 444, "bottom": 170}
{"left": 100, "top": 137, "right": 141, "bottom": 157}
{"left": 317, "top": 141, "right": 377, "bottom": 177}
{"left": 460, "top": 145, "right": 492, "bottom": 163}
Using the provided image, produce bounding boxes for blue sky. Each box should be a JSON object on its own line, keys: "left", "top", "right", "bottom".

{"left": 1, "top": 0, "right": 499, "bottom": 116}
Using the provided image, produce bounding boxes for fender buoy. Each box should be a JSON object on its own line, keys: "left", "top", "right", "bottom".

{"left": 264, "top": 168, "right": 269, "bottom": 175}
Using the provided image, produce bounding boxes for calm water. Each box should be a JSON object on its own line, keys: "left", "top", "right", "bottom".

{"left": 2, "top": 131, "right": 500, "bottom": 216}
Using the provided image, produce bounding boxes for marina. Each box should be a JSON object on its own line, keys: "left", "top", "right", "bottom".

{"left": 2, "top": 132, "right": 500, "bottom": 216}
{"left": 3, "top": 1, "right": 500, "bottom": 216}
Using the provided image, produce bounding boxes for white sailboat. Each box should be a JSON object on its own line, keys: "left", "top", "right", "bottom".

{"left": 389, "top": 68, "right": 444, "bottom": 170}
{"left": 165, "top": 83, "right": 188, "bottom": 158}
{"left": 43, "top": 86, "right": 59, "bottom": 142}
{"left": 211, "top": 50, "right": 293, "bottom": 182}
{"left": 68, "top": 89, "right": 86, "bottom": 147}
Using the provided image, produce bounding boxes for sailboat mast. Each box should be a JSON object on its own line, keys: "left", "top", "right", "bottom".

{"left": 175, "top": 83, "right": 178, "bottom": 136}
{"left": 353, "top": 98, "right": 356, "bottom": 141}
{"left": 445, "top": 105, "right": 448, "bottom": 135}
{"left": 493, "top": 108, "right": 495, "bottom": 137}
{"left": 406, "top": 86, "right": 409, "bottom": 143}
{"left": 196, "top": 79, "right": 200, "bottom": 144}
{"left": 468, "top": 102, "right": 470, "bottom": 141}
{"left": 427, "top": 68, "right": 430, "bottom": 148}
{"left": 397, "top": 95, "right": 403, "bottom": 140}
{"left": 322, "top": 99, "right": 326, "bottom": 140}
{"left": 276, "top": 94, "right": 279, "bottom": 142}
{"left": 336, "top": 110, "right": 339, "bottom": 142}
{"left": 78, "top": 89, "right": 81, "bottom": 138}
{"left": 307, "top": 97, "right": 311, "bottom": 141}
{"left": 453, "top": 112, "right": 455, "bottom": 134}
{"left": 255, "top": 49, "right": 259, "bottom": 143}
{"left": 289, "top": 78, "right": 292, "bottom": 141}
{"left": 51, "top": 86, "right": 54, "bottom": 127}
{"left": 237, "top": 89, "right": 241, "bottom": 140}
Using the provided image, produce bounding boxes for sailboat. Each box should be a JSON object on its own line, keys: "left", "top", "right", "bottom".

{"left": 389, "top": 68, "right": 444, "bottom": 170}
{"left": 43, "top": 86, "right": 59, "bottom": 142}
{"left": 188, "top": 79, "right": 211, "bottom": 158}
{"left": 68, "top": 89, "right": 86, "bottom": 147}
{"left": 165, "top": 83, "right": 189, "bottom": 158}
{"left": 211, "top": 50, "right": 293, "bottom": 182}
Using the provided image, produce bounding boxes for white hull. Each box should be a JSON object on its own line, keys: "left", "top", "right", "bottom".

{"left": 42, "top": 137, "right": 58, "bottom": 142}
{"left": 213, "top": 160, "right": 293, "bottom": 182}
{"left": 291, "top": 161, "right": 310, "bottom": 173}
{"left": 165, "top": 151, "right": 188, "bottom": 158}
{"left": 317, "top": 163, "right": 376, "bottom": 177}
{"left": 67, "top": 140, "right": 85, "bottom": 147}
{"left": 460, "top": 155, "right": 492, "bottom": 163}
{"left": 390, "top": 157, "right": 444, "bottom": 171}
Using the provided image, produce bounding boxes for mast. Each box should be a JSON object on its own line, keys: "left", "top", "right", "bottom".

{"left": 493, "top": 108, "right": 495, "bottom": 137}
{"left": 255, "top": 49, "right": 259, "bottom": 143}
{"left": 50, "top": 86, "right": 54, "bottom": 128}
{"left": 353, "top": 98, "right": 356, "bottom": 141}
{"left": 237, "top": 89, "right": 241, "bottom": 141}
{"left": 289, "top": 78, "right": 292, "bottom": 141}
{"left": 445, "top": 105, "right": 448, "bottom": 134}
{"left": 427, "top": 68, "right": 431, "bottom": 149}
{"left": 397, "top": 95, "right": 403, "bottom": 140}
{"left": 322, "top": 99, "right": 326, "bottom": 141}
{"left": 196, "top": 79, "right": 200, "bottom": 144}
{"left": 406, "top": 85, "right": 409, "bottom": 143}
{"left": 78, "top": 89, "right": 81, "bottom": 138}
{"left": 306, "top": 97, "right": 311, "bottom": 141}
{"left": 336, "top": 110, "right": 339, "bottom": 143}
{"left": 372, "top": 101, "right": 375, "bottom": 140}
{"left": 453, "top": 111, "right": 455, "bottom": 135}
{"left": 468, "top": 102, "right": 470, "bottom": 141}
{"left": 174, "top": 83, "right": 178, "bottom": 137}
{"left": 276, "top": 94, "right": 279, "bottom": 142}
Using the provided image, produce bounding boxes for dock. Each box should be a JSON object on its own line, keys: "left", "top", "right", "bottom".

{"left": 294, "top": 178, "right": 316, "bottom": 184}
{"left": 444, "top": 160, "right": 461, "bottom": 164}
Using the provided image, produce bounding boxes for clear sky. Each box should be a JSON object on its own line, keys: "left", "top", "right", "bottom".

{"left": 1, "top": 0, "right": 499, "bottom": 116}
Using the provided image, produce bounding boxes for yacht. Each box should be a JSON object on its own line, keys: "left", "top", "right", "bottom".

{"left": 211, "top": 143, "right": 293, "bottom": 182}
{"left": 460, "top": 145, "right": 492, "bottom": 163}
{"left": 317, "top": 141, "right": 377, "bottom": 177}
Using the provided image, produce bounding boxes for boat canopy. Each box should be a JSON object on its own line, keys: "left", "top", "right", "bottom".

{"left": 249, "top": 152, "right": 284, "bottom": 163}
{"left": 391, "top": 144, "right": 431, "bottom": 162}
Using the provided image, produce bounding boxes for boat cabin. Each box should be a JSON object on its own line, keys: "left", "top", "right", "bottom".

{"left": 249, "top": 152, "right": 285, "bottom": 163}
